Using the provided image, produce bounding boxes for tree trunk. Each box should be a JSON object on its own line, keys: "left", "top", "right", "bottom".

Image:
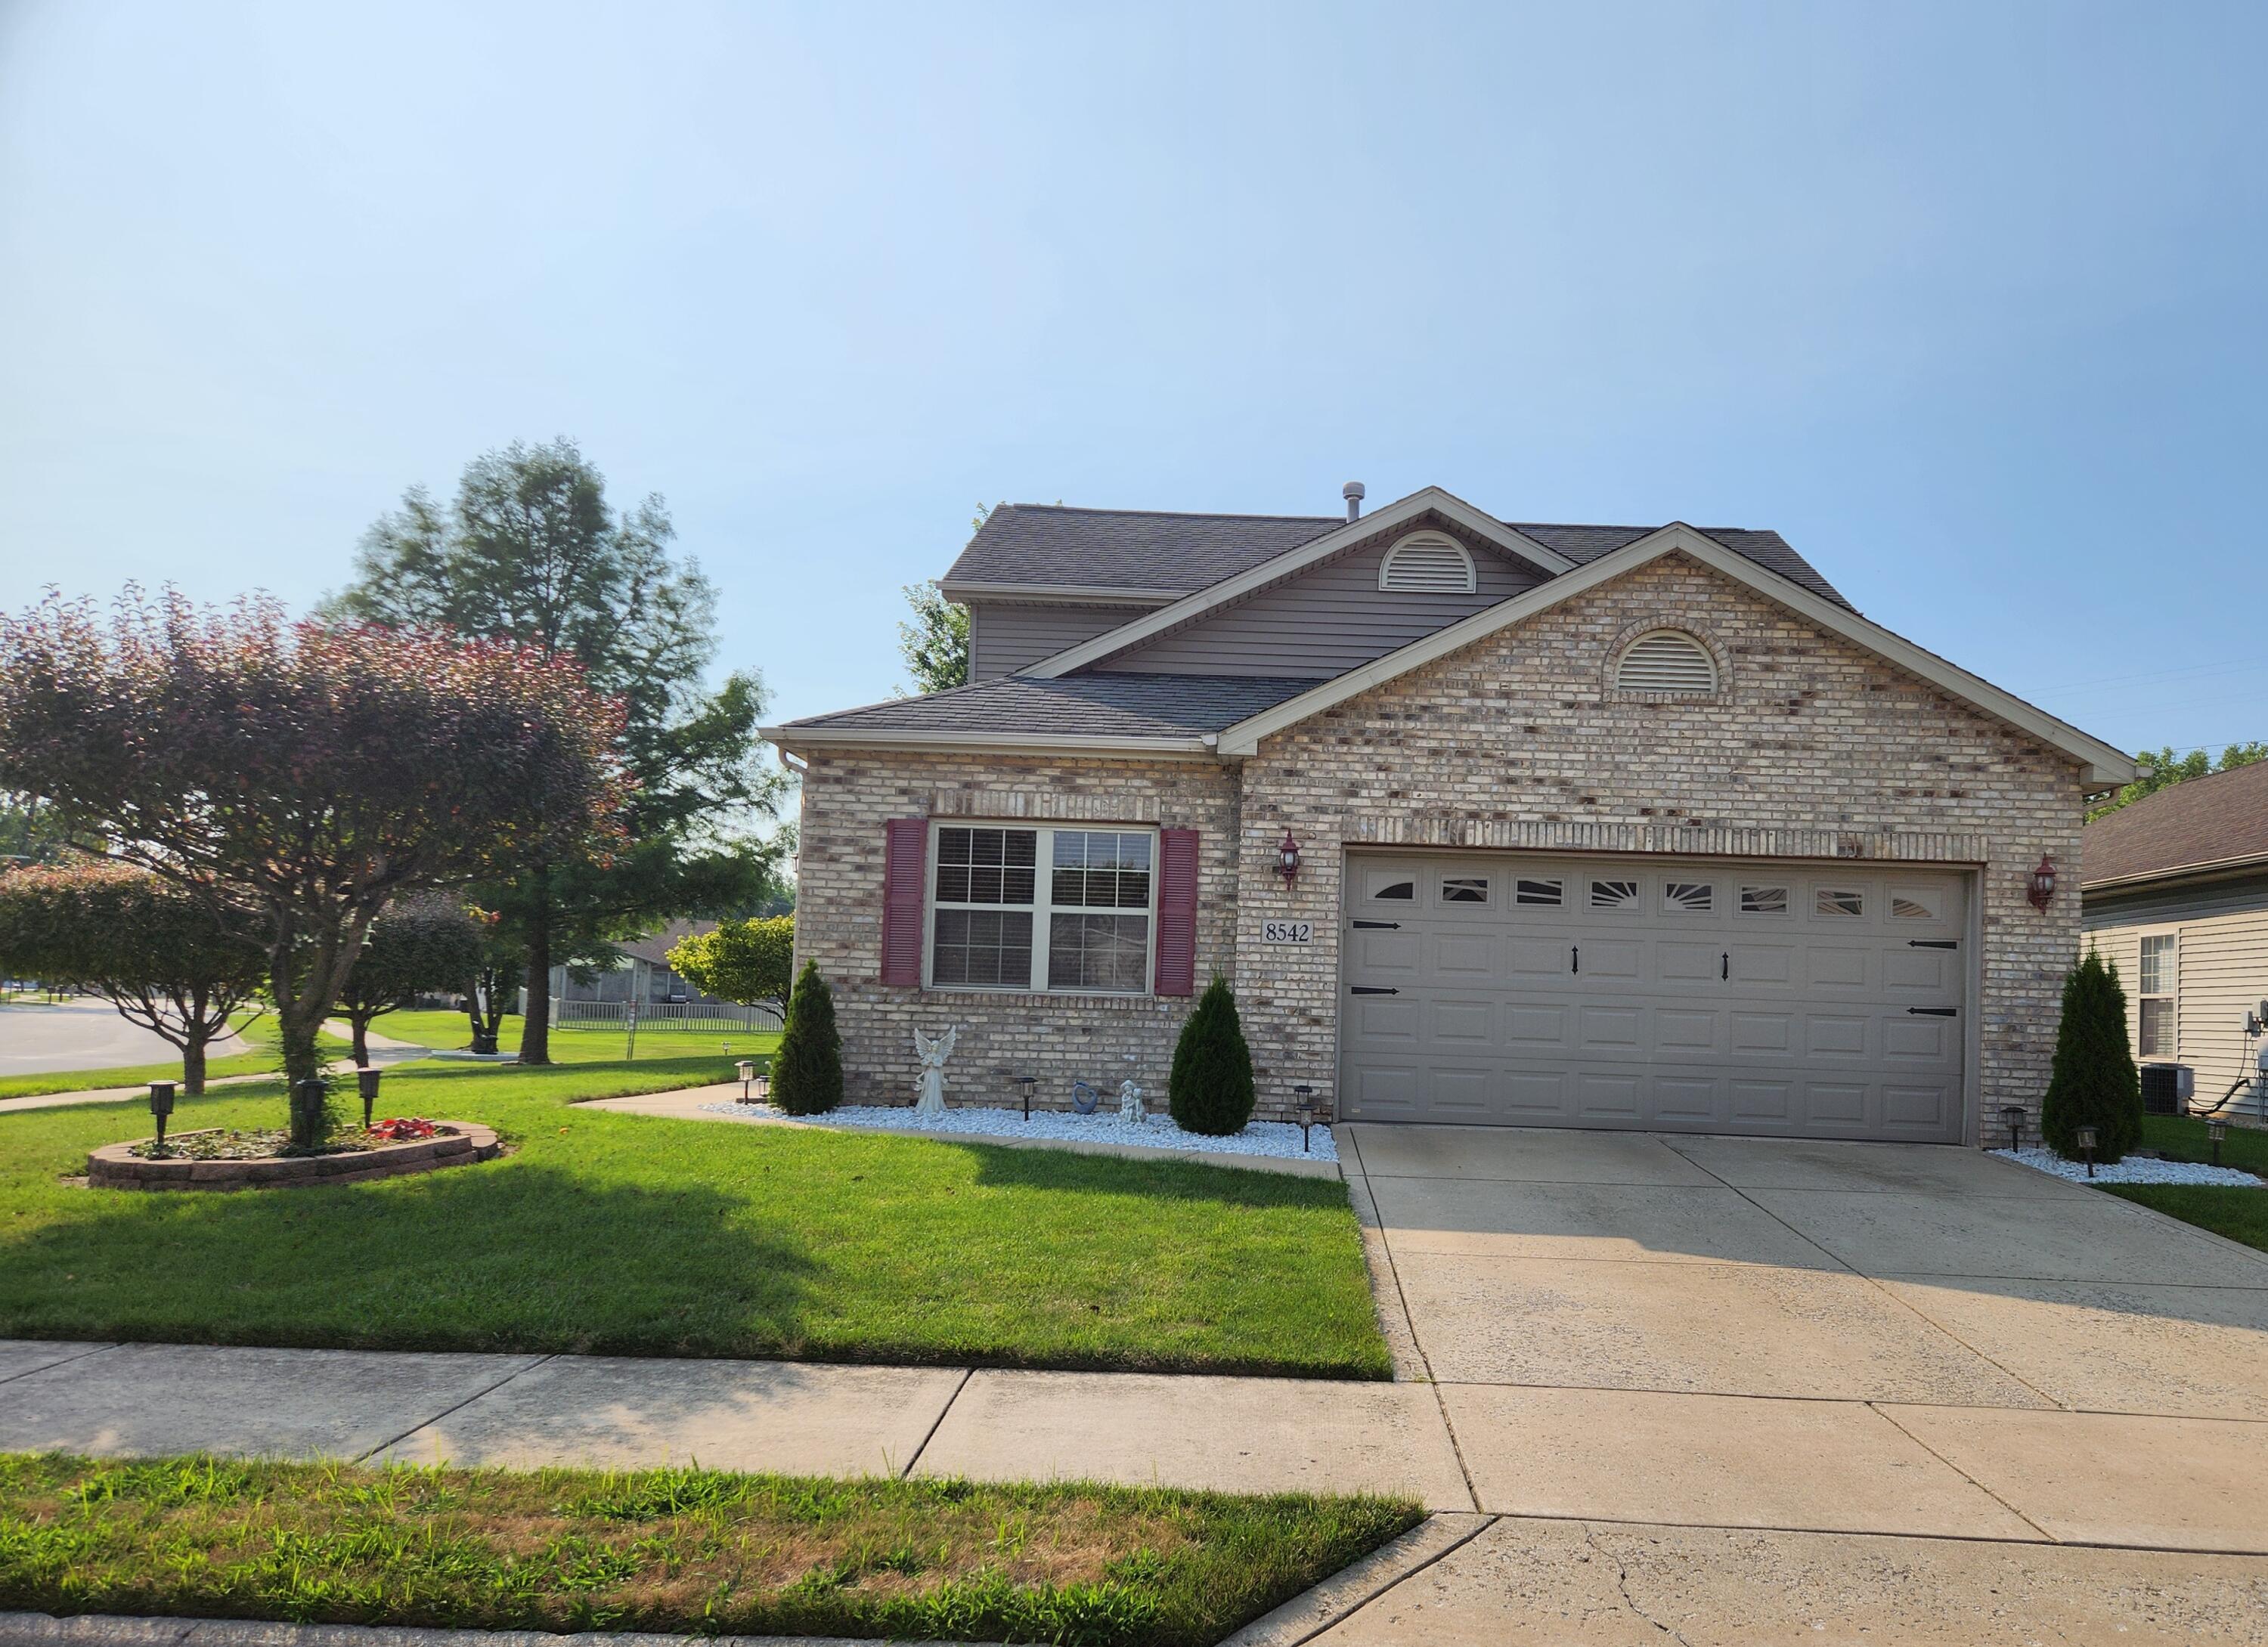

{"left": 182, "top": 1036, "right": 207, "bottom": 1097}
{"left": 519, "top": 875, "right": 552, "bottom": 1066}
{"left": 351, "top": 1014, "right": 371, "bottom": 1068}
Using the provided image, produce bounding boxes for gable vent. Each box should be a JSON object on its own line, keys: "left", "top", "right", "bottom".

{"left": 1615, "top": 630, "right": 1718, "bottom": 692}
{"left": 1379, "top": 532, "right": 1476, "bottom": 594}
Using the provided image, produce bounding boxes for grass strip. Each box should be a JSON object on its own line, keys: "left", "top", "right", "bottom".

{"left": 0, "top": 1056, "right": 1391, "bottom": 1378}
{"left": 0, "top": 1453, "right": 1421, "bottom": 1647}
{"left": 0, "top": 1015, "right": 347, "bottom": 1101}
{"left": 2101, "top": 1114, "right": 2268, "bottom": 1255}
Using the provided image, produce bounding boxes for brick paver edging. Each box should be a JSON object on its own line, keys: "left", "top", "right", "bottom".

{"left": 85, "top": 1124, "right": 501, "bottom": 1191}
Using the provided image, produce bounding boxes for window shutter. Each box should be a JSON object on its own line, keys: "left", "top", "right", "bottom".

{"left": 1154, "top": 828, "right": 1200, "bottom": 997}
{"left": 880, "top": 817, "right": 928, "bottom": 986}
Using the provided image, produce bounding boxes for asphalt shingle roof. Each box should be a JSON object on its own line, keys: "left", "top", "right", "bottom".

{"left": 779, "top": 672, "right": 1319, "bottom": 740}
{"left": 2082, "top": 760, "right": 2268, "bottom": 887}
{"left": 942, "top": 504, "right": 1851, "bottom": 608}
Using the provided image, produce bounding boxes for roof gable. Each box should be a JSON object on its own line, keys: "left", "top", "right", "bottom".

{"left": 2083, "top": 758, "right": 2268, "bottom": 888}
{"left": 1213, "top": 523, "right": 2136, "bottom": 785}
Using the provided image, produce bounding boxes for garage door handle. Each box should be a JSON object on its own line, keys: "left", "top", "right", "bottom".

{"left": 1907, "top": 1006, "right": 1958, "bottom": 1017}
{"left": 1352, "top": 920, "right": 1400, "bottom": 930}
{"left": 1571, "top": 946, "right": 1579, "bottom": 975}
{"left": 1721, "top": 952, "right": 1729, "bottom": 981}
{"left": 1350, "top": 986, "right": 1399, "bottom": 995}
{"left": 1907, "top": 940, "right": 1959, "bottom": 950}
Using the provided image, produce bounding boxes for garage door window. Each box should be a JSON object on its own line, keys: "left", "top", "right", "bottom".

{"left": 1442, "top": 876, "right": 1489, "bottom": 904}
{"left": 1664, "top": 881, "right": 1714, "bottom": 913}
{"left": 1516, "top": 878, "right": 1563, "bottom": 906}
{"left": 931, "top": 825, "right": 1154, "bottom": 994}
{"left": 2138, "top": 935, "right": 2177, "bottom": 1057}
{"left": 1591, "top": 879, "right": 1639, "bottom": 909}
{"left": 1739, "top": 885, "right": 1789, "bottom": 915}
{"left": 1817, "top": 887, "right": 1865, "bottom": 918}
{"left": 1891, "top": 891, "right": 1938, "bottom": 919}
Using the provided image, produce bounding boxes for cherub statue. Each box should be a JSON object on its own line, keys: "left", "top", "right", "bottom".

{"left": 912, "top": 1026, "right": 959, "bottom": 1118}
{"left": 1117, "top": 1076, "right": 1145, "bottom": 1124}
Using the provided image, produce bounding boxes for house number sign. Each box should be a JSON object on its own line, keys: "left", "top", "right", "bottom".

{"left": 1262, "top": 920, "right": 1313, "bottom": 944}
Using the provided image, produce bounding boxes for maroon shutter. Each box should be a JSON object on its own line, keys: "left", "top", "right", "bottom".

{"left": 1154, "top": 827, "right": 1199, "bottom": 997}
{"left": 880, "top": 817, "right": 928, "bottom": 986}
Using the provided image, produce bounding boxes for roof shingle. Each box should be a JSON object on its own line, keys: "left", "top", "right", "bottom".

{"left": 780, "top": 672, "right": 1320, "bottom": 741}
{"left": 2083, "top": 760, "right": 2268, "bottom": 887}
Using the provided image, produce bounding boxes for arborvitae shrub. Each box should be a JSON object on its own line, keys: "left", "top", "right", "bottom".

{"left": 1168, "top": 974, "right": 1256, "bottom": 1136}
{"left": 2040, "top": 949, "right": 2143, "bottom": 1163}
{"left": 770, "top": 960, "right": 844, "bottom": 1116}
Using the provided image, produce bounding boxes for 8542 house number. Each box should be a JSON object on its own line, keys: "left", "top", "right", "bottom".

{"left": 1262, "top": 920, "right": 1313, "bottom": 944}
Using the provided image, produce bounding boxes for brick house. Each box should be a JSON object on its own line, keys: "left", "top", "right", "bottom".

{"left": 763, "top": 486, "right": 2133, "bottom": 1144}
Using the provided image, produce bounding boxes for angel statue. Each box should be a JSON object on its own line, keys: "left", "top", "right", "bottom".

{"left": 912, "top": 1026, "right": 959, "bottom": 1119}
{"left": 1117, "top": 1077, "right": 1145, "bottom": 1124}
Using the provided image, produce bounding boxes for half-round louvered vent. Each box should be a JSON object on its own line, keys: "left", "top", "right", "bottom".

{"left": 1614, "top": 630, "right": 1718, "bottom": 693}
{"left": 1379, "top": 533, "right": 1476, "bottom": 593}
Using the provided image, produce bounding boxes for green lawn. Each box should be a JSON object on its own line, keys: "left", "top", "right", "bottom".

{"left": 2100, "top": 1113, "right": 2268, "bottom": 1255}
{"left": 0, "top": 1453, "right": 1420, "bottom": 1646}
{"left": 0, "top": 1014, "right": 348, "bottom": 1101}
{"left": 0, "top": 1057, "right": 1390, "bottom": 1378}
{"left": 378, "top": 1008, "right": 778, "bottom": 1065}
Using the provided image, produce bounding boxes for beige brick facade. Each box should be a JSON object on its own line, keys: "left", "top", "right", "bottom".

{"left": 793, "top": 553, "right": 2086, "bottom": 1137}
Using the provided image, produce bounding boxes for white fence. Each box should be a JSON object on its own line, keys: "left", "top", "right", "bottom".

{"left": 553, "top": 999, "right": 782, "bottom": 1033}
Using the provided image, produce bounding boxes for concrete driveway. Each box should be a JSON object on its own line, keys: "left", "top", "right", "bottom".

{"left": 1341, "top": 1123, "right": 2268, "bottom": 1552}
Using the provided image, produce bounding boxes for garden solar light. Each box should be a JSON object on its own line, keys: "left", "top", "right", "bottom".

{"left": 358, "top": 1067, "right": 383, "bottom": 1128}
{"left": 2076, "top": 1124, "right": 2099, "bottom": 1177}
{"left": 1293, "top": 1085, "right": 1318, "bottom": 1153}
{"left": 1018, "top": 1073, "right": 1036, "bottom": 1120}
{"left": 737, "top": 1058, "right": 756, "bottom": 1100}
{"left": 1999, "top": 1104, "right": 2027, "bottom": 1152}
{"left": 147, "top": 1081, "right": 175, "bottom": 1148}
{"left": 2209, "top": 1117, "right": 2229, "bottom": 1167}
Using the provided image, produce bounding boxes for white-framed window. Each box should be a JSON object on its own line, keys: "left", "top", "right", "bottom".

{"left": 2138, "top": 933, "right": 2177, "bottom": 1057}
{"left": 1378, "top": 531, "right": 1476, "bottom": 593}
{"left": 928, "top": 823, "right": 1156, "bottom": 995}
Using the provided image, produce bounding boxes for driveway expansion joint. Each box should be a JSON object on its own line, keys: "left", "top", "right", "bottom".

{"left": 350, "top": 1353, "right": 556, "bottom": 1466}
{"left": 897, "top": 1367, "right": 972, "bottom": 1478}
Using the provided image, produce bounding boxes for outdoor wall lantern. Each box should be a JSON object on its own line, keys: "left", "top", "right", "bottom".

{"left": 2025, "top": 853, "right": 2058, "bottom": 912}
{"left": 147, "top": 1081, "right": 176, "bottom": 1149}
{"left": 358, "top": 1066, "right": 383, "bottom": 1128}
{"left": 1999, "top": 1104, "right": 2027, "bottom": 1153}
{"left": 2209, "top": 1117, "right": 2230, "bottom": 1168}
{"left": 1293, "top": 1085, "right": 1318, "bottom": 1153}
{"left": 2074, "top": 1124, "right": 2099, "bottom": 1178}
{"left": 1275, "top": 828, "right": 1303, "bottom": 886}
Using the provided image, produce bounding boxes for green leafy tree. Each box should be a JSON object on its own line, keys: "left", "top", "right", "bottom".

{"left": 0, "top": 791, "right": 71, "bottom": 866}
{"left": 2041, "top": 950, "right": 2143, "bottom": 1162}
{"left": 325, "top": 438, "right": 785, "bottom": 1066}
{"left": 336, "top": 895, "right": 486, "bottom": 1067}
{"left": 2089, "top": 742, "right": 2268, "bottom": 819}
{"left": 463, "top": 907, "right": 522, "bottom": 1054}
{"left": 667, "top": 915, "right": 794, "bottom": 1017}
{"left": 897, "top": 580, "right": 969, "bottom": 695}
{"left": 1168, "top": 975, "right": 1257, "bottom": 1136}
{"left": 0, "top": 587, "right": 626, "bottom": 1123}
{"left": 0, "top": 860, "right": 265, "bottom": 1093}
{"left": 770, "top": 959, "right": 842, "bottom": 1114}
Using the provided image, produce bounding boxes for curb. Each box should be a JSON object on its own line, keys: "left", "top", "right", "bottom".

{"left": 0, "top": 1617, "right": 995, "bottom": 1647}
{"left": 1213, "top": 1512, "right": 1497, "bottom": 1646}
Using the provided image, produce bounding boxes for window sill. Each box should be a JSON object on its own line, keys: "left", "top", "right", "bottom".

{"left": 916, "top": 986, "right": 1163, "bottom": 1009}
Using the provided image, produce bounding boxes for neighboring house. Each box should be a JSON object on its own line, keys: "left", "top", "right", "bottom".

{"left": 2081, "top": 760, "right": 2268, "bottom": 1114}
{"left": 547, "top": 920, "right": 722, "bottom": 1008}
{"left": 763, "top": 485, "right": 2134, "bottom": 1144}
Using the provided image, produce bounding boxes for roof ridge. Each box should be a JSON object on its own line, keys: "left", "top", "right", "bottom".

{"left": 994, "top": 503, "right": 1340, "bottom": 524}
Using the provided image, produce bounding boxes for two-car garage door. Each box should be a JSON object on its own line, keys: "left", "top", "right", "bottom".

{"left": 1340, "top": 853, "right": 1972, "bottom": 1143}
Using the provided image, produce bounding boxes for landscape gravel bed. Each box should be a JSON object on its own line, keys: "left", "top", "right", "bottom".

{"left": 1992, "top": 1146, "right": 2263, "bottom": 1187}
{"left": 698, "top": 1099, "right": 1339, "bottom": 1162}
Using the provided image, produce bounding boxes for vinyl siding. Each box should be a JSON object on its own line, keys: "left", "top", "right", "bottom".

{"left": 1105, "top": 540, "right": 1546, "bottom": 677}
{"left": 968, "top": 602, "right": 1150, "bottom": 681}
{"left": 2082, "top": 871, "right": 2268, "bottom": 1115}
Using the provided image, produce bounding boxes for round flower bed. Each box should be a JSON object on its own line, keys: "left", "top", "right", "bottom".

{"left": 87, "top": 1122, "right": 500, "bottom": 1191}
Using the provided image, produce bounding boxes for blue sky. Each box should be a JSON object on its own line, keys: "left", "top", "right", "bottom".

{"left": 2, "top": 2, "right": 2261, "bottom": 754}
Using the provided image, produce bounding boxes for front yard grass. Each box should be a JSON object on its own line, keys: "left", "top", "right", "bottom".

{"left": 0, "top": 1057, "right": 1390, "bottom": 1379}
{"left": 378, "top": 1008, "right": 776, "bottom": 1065}
{"left": 2099, "top": 1113, "right": 2268, "bottom": 1255}
{"left": 0, "top": 1452, "right": 1421, "bottom": 1646}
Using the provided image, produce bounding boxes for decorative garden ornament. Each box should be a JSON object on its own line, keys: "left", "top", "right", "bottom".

{"left": 911, "top": 1026, "right": 958, "bottom": 1118}
{"left": 1117, "top": 1078, "right": 1145, "bottom": 1123}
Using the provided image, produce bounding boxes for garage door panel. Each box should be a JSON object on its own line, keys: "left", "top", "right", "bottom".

{"left": 1341, "top": 854, "right": 1969, "bottom": 1143}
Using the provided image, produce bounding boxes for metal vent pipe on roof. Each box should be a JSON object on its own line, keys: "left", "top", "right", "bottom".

{"left": 1343, "top": 481, "right": 1365, "bottom": 522}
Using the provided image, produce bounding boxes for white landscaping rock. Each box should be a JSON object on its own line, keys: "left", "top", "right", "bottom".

{"left": 1991, "top": 1147, "right": 2263, "bottom": 1187}
{"left": 698, "top": 1099, "right": 1338, "bottom": 1162}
